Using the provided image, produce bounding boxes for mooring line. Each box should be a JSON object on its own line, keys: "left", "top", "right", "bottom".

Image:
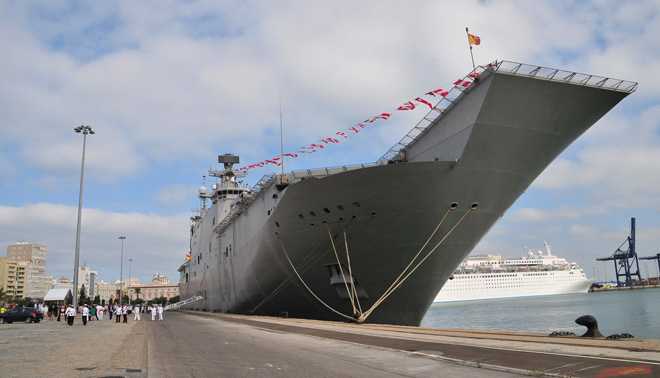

{"left": 264, "top": 203, "right": 476, "bottom": 324}
{"left": 277, "top": 234, "right": 357, "bottom": 322}
{"left": 358, "top": 204, "right": 476, "bottom": 323}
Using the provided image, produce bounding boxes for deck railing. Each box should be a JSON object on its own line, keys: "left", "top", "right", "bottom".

{"left": 495, "top": 61, "right": 638, "bottom": 93}
{"left": 380, "top": 60, "right": 638, "bottom": 162}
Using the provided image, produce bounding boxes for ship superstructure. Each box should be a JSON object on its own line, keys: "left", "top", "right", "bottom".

{"left": 434, "top": 242, "right": 592, "bottom": 302}
{"left": 178, "top": 61, "right": 635, "bottom": 326}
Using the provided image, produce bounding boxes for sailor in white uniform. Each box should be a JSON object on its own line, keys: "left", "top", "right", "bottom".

{"left": 133, "top": 304, "right": 141, "bottom": 321}
{"left": 150, "top": 305, "right": 156, "bottom": 321}
{"left": 157, "top": 304, "right": 163, "bottom": 320}
{"left": 65, "top": 305, "right": 76, "bottom": 326}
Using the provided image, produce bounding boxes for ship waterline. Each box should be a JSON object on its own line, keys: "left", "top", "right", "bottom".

{"left": 179, "top": 61, "right": 635, "bottom": 326}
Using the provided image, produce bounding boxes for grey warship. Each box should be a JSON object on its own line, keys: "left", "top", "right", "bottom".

{"left": 178, "top": 61, "right": 636, "bottom": 326}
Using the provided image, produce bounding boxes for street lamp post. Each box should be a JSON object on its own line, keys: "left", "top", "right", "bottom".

{"left": 72, "top": 125, "right": 94, "bottom": 313}
{"left": 119, "top": 236, "right": 125, "bottom": 305}
{"left": 129, "top": 258, "right": 133, "bottom": 306}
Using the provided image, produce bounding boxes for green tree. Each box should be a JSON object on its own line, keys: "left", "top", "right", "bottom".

{"left": 93, "top": 295, "right": 100, "bottom": 305}
{"left": 79, "top": 284, "right": 87, "bottom": 305}
{"left": 19, "top": 297, "right": 33, "bottom": 307}
{"left": 134, "top": 287, "right": 141, "bottom": 301}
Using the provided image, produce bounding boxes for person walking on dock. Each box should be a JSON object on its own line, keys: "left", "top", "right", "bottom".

{"left": 157, "top": 304, "right": 163, "bottom": 321}
{"left": 65, "top": 305, "right": 76, "bottom": 326}
{"left": 133, "top": 304, "right": 141, "bottom": 321}
{"left": 150, "top": 305, "right": 156, "bottom": 321}
{"left": 81, "top": 305, "right": 90, "bottom": 326}
{"left": 115, "top": 305, "right": 122, "bottom": 323}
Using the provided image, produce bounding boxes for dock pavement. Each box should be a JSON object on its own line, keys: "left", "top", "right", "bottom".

{"left": 1, "top": 311, "right": 659, "bottom": 377}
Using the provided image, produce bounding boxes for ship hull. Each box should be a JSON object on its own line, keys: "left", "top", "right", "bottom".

{"left": 434, "top": 270, "right": 593, "bottom": 303}
{"left": 179, "top": 63, "right": 633, "bottom": 326}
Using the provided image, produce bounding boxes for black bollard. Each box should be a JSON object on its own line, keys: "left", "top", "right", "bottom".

{"left": 575, "top": 315, "right": 604, "bottom": 338}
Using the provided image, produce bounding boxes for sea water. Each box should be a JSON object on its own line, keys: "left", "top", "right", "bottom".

{"left": 421, "top": 288, "right": 660, "bottom": 339}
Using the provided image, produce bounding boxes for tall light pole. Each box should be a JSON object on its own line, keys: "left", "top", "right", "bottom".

{"left": 119, "top": 236, "right": 125, "bottom": 305}
{"left": 72, "top": 125, "right": 94, "bottom": 313}
{"left": 129, "top": 258, "right": 133, "bottom": 306}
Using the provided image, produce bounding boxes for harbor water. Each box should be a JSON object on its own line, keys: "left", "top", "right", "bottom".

{"left": 421, "top": 288, "right": 660, "bottom": 339}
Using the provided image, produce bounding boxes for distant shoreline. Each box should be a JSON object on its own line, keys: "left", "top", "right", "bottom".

{"left": 590, "top": 284, "right": 660, "bottom": 292}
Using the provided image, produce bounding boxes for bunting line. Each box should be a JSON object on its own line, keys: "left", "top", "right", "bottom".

{"left": 236, "top": 76, "right": 480, "bottom": 171}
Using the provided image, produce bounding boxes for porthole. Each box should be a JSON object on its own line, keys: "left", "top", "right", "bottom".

{"left": 323, "top": 208, "right": 330, "bottom": 213}
{"left": 337, "top": 205, "right": 344, "bottom": 210}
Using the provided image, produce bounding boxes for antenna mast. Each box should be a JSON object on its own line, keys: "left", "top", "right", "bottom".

{"left": 279, "top": 89, "right": 285, "bottom": 181}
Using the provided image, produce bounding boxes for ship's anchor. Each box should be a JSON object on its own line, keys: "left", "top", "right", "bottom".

{"left": 276, "top": 202, "right": 478, "bottom": 323}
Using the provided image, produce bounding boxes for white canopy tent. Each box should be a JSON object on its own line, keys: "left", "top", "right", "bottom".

{"left": 43, "top": 288, "right": 73, "bottom": 303}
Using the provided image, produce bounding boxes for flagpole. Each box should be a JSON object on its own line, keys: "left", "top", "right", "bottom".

{"left": 466, "top": 27, "right": 475, "bottom": 71}
{"left": 279, "top": 88, "right": 285, "bottom": 182}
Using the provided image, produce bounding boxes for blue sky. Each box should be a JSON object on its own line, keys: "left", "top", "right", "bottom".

{"left": 1, "top": 0, "right": 660, "bottom": 285}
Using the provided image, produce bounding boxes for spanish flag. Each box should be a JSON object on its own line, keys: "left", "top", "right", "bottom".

{"left": 468, "top": 34, "right": 481, "bottom": 45}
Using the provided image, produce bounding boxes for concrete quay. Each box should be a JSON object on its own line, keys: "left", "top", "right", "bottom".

{"left": 174, "top": 311, "right": 660, "bottom": 377}
{"left": 0, "top": 314, "right": 147, "bottom": 378}
{"left": 2, "top": 311, "right": 659, "bottom": 377}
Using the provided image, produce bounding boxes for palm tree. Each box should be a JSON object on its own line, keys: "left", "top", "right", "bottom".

{"left": 135, "top": 288, "right": 141, "bottom": 301}
{"left": 0, "top": 287, "right": 6, "bottom": 303}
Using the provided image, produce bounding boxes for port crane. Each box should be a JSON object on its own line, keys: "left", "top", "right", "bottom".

{"left": 596, "top": 218, "right": 642, "bottom": 287}
{"left": 639, "top": 253, "right": 660, "bottom": 283}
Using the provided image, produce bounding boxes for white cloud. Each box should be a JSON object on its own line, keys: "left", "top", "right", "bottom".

{"left": 2, "top": 0, "right": 660, "bottom": 286}
{"left": 0, "top": 203, "right": 188, "bottom": 283}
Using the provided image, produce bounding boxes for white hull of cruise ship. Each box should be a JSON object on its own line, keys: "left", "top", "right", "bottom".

{"left": 434, "top": 269, "right": 592, "bottom": 302}
{"left": 434, "top": 244, "right": 593, "bottom": 302}
{"left": 178, "top": 61, "right": 634, "bottom": 326}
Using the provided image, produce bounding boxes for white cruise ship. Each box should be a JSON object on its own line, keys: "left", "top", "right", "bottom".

{"left": 434, "top": 242, "right": 592, "bottom": 303}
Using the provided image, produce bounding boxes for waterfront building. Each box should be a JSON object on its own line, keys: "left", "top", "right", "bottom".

{"left": 6, "top": 241, "right": 48, "bottom": 300}
{"left": 97, "top": 280, "right": 119, "bottom": 304}
{"left": 129, "top": 273, "right": 178, "bottom": 303}
{"left": 0, "top": 257, "right": 27, "bottom": 300}
{"left": 76, "top": 263, "right": 98, "bottom": 299}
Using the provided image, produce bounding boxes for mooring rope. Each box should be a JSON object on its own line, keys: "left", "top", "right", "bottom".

{"left": 363, "top": 204, "right": 455, "bottom": 315}
{"left": 250, "top": 216, "right": 368, "bottom": 314}
{"left": 344, "top": 228, "right": 363, "bottom": 315}
{"left": 249, "top": 223, "right": 341, "bottom": 314}
{"left": 357, "top": 204, "right": 476, "bottom": 323}
{"left": 277, "top": 234, "right": 357, "bottom": 322}
{"left": 266, "top": 203, "right": 475, "bottom": 323}
{"left": 326, "top": 223, "right": 360, "bottom": 316}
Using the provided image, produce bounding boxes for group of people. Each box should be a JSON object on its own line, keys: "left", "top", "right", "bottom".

{"left": 58, "top": 303, "right": 165, "bottom": 326}
{"left": 3, "top": 302, "right": 167, "bottom": 326}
